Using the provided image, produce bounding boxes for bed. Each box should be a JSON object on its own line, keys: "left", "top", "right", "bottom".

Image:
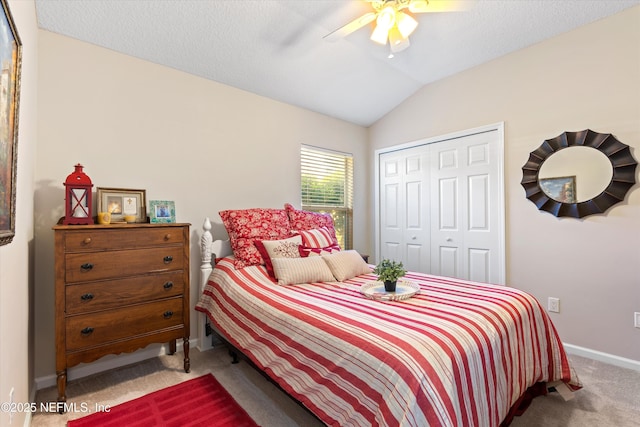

{"left": 196, "top": 206, "right": 581, "bottom": 426}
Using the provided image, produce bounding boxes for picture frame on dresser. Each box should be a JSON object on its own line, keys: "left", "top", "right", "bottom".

{"left": 149, "top": 200, "right": 176, "bottom": 223}
{"left": 0, "top": 0, "right": 22, "bottom": 247}
{"left": 97, "top": 187, "right": 146, "bottom": 223}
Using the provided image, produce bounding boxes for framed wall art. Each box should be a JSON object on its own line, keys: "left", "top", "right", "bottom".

{"left": 97, "top": 187, "right": 147, "bottom": 223}
{"left": 149, "top": 200, "right": 176, "bottom": 223}
{"left": 0, "top": 0, "right": 22, "bottom": 246}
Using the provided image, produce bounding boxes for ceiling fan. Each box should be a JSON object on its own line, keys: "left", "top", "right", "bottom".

{"left": 324, "top": 0, "right": 467, "bottom": 55}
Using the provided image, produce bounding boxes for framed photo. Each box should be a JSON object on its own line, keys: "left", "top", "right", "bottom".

{"left": 539, "top": 176, "right": 576, "bottom": 203}
{"left": 97, "top": 188, "right": 147, "bottom": 223}
{"left": 149, "top": 200, "right": 175, "bottom": 223}
{"left": 0, "top": 0, "right": 22, "bottom": 246}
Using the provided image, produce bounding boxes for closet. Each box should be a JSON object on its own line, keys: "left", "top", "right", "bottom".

{"left": 375, "top": 123, "right": 505, "bottom": 285}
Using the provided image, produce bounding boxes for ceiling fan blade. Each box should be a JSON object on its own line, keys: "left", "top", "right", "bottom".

{"left": 324, "top": 12, "right": 377, "bottom": 42}
{"left": 408, "top": 0, "right": 471, "bottom": 13}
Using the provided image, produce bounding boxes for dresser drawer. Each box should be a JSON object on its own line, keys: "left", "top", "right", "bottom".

{"left": 64, "top": 227, "right": 185, "bottom": 252}
{"left": 65, "top": 271, "right": 184, "bottom": 314}
{"left": 65, "top": 298, "right": 184, "bottom": 351}
{"left": 65, "top": 247, "right": 184, "bottom": 283}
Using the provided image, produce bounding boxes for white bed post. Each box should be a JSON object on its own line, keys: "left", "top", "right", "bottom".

{"left": 197, "top": 217, "right": 215, "bottom": 351}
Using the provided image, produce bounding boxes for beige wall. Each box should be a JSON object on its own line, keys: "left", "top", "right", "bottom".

{"left": 35, "top": 31, "right": 370, "bottom": 379}
{"left": 369, "top": 6, "right": 640, "bottom": 362}
{"left": 0, "top": 1, "right": 38, "bottom": 426}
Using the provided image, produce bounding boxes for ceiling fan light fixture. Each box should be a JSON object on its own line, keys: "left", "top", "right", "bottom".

{"left": 396, "top": 11, "right": 418, "bottom": 38}
{"left": 371, "top": 4, "right": 397, "bottom": 44}
{"left": 371, "top": 6, "right": 397, "bottom": 45}
{"left": 371, "top": 23, "right": 390, "bottom": 45}
{"left": 389, "top": 27, "right": 411, "bottom": 53}
{"left": 377, "top": 5, "right": 397, "bottom": 29}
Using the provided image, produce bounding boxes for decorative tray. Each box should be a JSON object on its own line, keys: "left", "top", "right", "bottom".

{"left": 360, "top": 280, "right": 420, "bottom": 301}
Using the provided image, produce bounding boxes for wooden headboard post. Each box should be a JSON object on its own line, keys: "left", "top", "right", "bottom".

{"left": 197, "top": 217, "right": 231, "bottom": 351}
{"left": 198, "top": 217, "right": 214, "bottom": 351}
{"left": 200, "top": 217, "right": 214, "bottom": 296}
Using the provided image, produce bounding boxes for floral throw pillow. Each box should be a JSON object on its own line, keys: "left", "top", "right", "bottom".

{"left": 284, "top": 203, "right": 338, "bottom": 245}
{"left": 220, "top": 208, "right": 292, "bottom": 269}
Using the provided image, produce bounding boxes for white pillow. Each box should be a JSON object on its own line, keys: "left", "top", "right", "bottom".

{"left": 271, "top": 256, "right": 336, "bottom": 285}
{"left": 322, "top": 250, "right": 372, "bottom": 282}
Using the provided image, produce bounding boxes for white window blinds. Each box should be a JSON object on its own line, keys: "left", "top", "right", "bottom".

{"left": 301, "top": 145, "right": 353, "bottom": 249}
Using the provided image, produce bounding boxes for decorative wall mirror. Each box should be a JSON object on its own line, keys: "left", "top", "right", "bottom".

{"left": 521, "top": 129, "right": 637, "bottom": 218}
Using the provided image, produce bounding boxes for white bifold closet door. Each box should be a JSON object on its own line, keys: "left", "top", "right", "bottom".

{"left": 377, "top": 125, "right": 504, "bottom": 285}
{"left": 378, "top": 145, "right": 431, "bottom": 273}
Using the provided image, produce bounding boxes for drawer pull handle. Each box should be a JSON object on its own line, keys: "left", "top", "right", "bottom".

{"left": 163, "top": 256, "right": 173, "bottom": 264}
{"left": 163, "top": 282, "right": 174, "bottom": 290}
{"left": 80, "top": 327, "right": 94, "bottom": 336}
{"left": 83, "top": 237, "right": 92, "bottom": 245}
{"left": 163, "top": 311, "right": 174, "bottom": 319}
{"left": 164, "top": 233, "right": 171, "bottom": 241}
{"left": 80, "top": 293, "right": 94, "bottom": 301}
{"left": 80, "top": 263, "right": 94, "bottom": 271}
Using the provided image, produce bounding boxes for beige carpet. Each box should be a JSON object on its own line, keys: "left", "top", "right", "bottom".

{"left": 31, "top": 347, "right": 640, "bottom": 426}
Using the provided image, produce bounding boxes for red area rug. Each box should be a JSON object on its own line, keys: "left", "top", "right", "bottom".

{"left": 68, "top": 374, "right": 259, "bottom": 427}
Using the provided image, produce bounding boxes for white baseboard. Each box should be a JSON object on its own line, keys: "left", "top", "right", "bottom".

{"left": 564, "top": 343, "right": 640, "bottom": 372}
{"left": 34, "top": 338, "right": 198, "bottom": 391}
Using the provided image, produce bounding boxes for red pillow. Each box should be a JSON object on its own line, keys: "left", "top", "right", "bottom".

{"left": 284, "top": 203, "right": 338, "bottom": 245}
{"left": 220, "top": 208, "right": 291, "bottom": 269}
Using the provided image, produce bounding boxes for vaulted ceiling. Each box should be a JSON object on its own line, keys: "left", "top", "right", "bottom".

{"left": 35, "top": 0, "right": 640, "bottom": 126}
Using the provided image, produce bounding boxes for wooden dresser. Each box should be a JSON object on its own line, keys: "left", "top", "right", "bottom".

{"left": 53, "top": 223, "right": 191, "bottom": 405}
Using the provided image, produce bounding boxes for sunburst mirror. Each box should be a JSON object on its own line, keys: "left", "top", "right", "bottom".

{"left": 521, "top": 130, "right": 637, "bottom": 218}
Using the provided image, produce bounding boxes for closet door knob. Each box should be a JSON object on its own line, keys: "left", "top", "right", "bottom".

{"left": 446, "top": 237, "right": 453, "bottom": 242}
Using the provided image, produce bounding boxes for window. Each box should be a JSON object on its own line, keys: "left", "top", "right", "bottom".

{"left": 301, "top": 145, "right": 353, "bottom": 249}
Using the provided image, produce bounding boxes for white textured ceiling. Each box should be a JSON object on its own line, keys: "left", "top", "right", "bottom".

{"left": 35, "top": 0, "right": 640, "bottom": 127}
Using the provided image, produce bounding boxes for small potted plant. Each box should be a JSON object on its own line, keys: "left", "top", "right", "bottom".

{"left": 373, "top": 259, "right": 406, "bottom": 292}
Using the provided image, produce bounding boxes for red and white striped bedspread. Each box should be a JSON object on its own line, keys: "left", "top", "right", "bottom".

{"left": 196, "top": 257, "right": 580, "bottom": 427}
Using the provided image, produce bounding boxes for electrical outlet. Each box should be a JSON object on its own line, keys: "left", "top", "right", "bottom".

{"left": 548, "top": 297, "right": 560, "bottom": 313}
{"left": 634, "top": 312, "right": 640, "bottom": 328}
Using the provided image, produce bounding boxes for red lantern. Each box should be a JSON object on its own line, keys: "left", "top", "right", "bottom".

{"left": 63, "top": 164, "right": 94, "bottom": 225}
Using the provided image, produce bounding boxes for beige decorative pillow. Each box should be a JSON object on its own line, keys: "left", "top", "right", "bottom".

{"left": 271, "top": 256, "right": 336, "bottom": 285}
{"left": 255, "top": 235, "right": 302, "bottom": 278}
{"left": 322, "top": 250, "right": 372, "bottom": 282}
